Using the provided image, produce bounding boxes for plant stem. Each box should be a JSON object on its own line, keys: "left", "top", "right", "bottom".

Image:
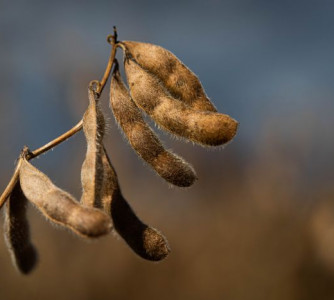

{"left": 30, "top": 120, "right": 84, "bottom": 159}
{"left": 96, "top": 27, "right": 118, "bottom": 96}
{"left": 0, "top": 29, "right": 119, "bottom": 210}
{"left": 0, "top": 159, "right": 22, "bottom": 210}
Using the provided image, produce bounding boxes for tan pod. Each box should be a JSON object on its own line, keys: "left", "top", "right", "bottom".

{"left": 124, "top": 58, "right": 238, "bottom": 146}
{"left": 110, "top": 66, "right": 197, "bottom": 187}
{"left": 101, "top": 147, "right": 170, "bottom": 261}
{"left": 19, "top": 159, "right": 112, "bottom": 238}
{"left": 4, "top": 180, "right": 38, "bottom": 274}
{"left": 120, "top": 41, "right": 217, "bottom": 112}
{"left": 81, "top": 88, "right": 105, "bottom": 207}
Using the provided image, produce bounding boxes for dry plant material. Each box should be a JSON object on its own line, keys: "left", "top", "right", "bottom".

{"left": 124, "top": 57, "right": 238, "bottom": 146}
{"left": 19, "top": 159, "right": 112, "bottom": 238}
{"left": 4, "top": 180, "right": 38, "bottom": 274}
{"left": 110, "top": 64, "right": 197, "bottom": 187}
{"left": 81, "top": 88, "right": 105, "bottom": 207}
{"left": 101, "top": 147, "right": 170, "bottom": 261}
{"left": 120, "top": 41, "right": 217, "bottom": 112}
{"left": 0, "top": 27, "right": 239, "bottom": 272}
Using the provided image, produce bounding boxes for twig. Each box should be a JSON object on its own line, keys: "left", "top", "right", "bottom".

{"left": 30, "top": 120, "right": 84, "bottom": 159}
{"left": 97, "top": 26, "right": 118, "bottom": 96}
{"left": 0, "top": 158, "right": 22, "bottom": 210}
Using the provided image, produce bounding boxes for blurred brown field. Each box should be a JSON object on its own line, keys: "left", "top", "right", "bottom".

{"left": 1, "top": 111, "right": 334, "bottom": 300}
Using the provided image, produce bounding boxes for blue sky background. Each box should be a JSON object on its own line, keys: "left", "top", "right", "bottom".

{"left": 1, "top": 0, "right": 333, "bottom": 167}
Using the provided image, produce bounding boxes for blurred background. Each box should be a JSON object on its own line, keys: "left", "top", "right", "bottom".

{"left": 1, "top": 0, "right": 334, "bottom": 299}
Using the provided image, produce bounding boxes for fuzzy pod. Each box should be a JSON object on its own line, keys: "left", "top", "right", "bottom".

{"left": 4, "top": 180, "right": 38, "bottom": 274}
{"left": 124, "top": 58, "right": 238, "bottom": 146}
{"left": 110, "top": 67, "right": 197, "bottom": 187}
{"left": 81, "top": 88, "right": 105, "bottom": 208}
{"left": 101, "top": 147, "right": 170, "bottom": 261}
{"left": 120, "top": 41, "right": 217, "bottom": 112}
{"left": 19, "top": 159, "right": 112, "bottom": 238}
{"left": 99, "top": 147, "right": 119, "bottom": 215}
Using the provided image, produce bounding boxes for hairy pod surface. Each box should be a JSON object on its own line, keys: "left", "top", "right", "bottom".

{"left": 99, "top": 147, "right": 119, "bottom": 215}
{"left": 110, "top": 68, "right": 197, "bottom": 187}
{"left": 101, "top": 147, "right": 170, "bottom": 261}
{"left": 120, "top": 41, "right": 217, "bottom": 112}
{"left": 81, "top": 89, "right": 105, "bottom": 207}
{"left": 19, "top": 159, "right": 112, "bottom": 238}
{"left": 4, "top": 180, "right": 38, "bottom": 274}
{"left": 124, "top": 58, "right": 238, "bottom": 146}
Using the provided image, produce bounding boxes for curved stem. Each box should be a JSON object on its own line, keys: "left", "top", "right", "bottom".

{"left": 115, "top": 42, "right": 126, "bottom": 52}
{"left": 0, "top": 158, "right": 22, "bottom": 210}
{"left": 29, "top": 119, "right": 83, "bottom": 159}
{"left": 95, "top": 45, "right": 117, "bottom": 96}
{"left": 96, "top": 26, "right": 118, "bottom": 96}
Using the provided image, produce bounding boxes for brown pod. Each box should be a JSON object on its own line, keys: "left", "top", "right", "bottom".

{"left": 120, "top": 41, "right": 217, "bottom": 112}
{"left": 124, "top": 58, "right": 238, "bottom": 146}
{"left": 101, "top": 147, "right": 170, "bottom": 261}
{"left": 4, "top": 180, "right": 38, "bottom": 274}
{"left": 110, "top": 66, "right": 197, "bottom": 187}
{"left": 81, "top": 88, "right": 105, "bottom": 207}
{"left": 19, "top": 159, "right": 112, "bottom": 238}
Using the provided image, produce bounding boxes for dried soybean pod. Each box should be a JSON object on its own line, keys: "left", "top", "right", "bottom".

{"left": 120, "top": 41, "right": 217, "bottom": 112}
{"left": 124, "top": 58, "right": 238, "bottom": 146}
{"left": 4, "top": 180, "right": 38, "bottom": 274}
{"left": 81, "top": 88, "right": 105, "bottom": 208}
{"left": 101, "top": 147, "right": 170, "bottom": 261}
{"left": 110, "top": 65, "right": 197, "bottom": 187}
{"left": 99, "top": 147, "right": 119, "bottom": 214}
{"left": 19, "top": 159, "right": 112, "bottom": 238}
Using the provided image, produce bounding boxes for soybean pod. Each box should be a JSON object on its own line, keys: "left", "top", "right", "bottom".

{"left": 101, "top": 147, "right": 170, "bottom": 261}
{"left": 110, "top": 63, "right": 197, "bottom": 187}
{"left": 80, "top": 88, "right": 105, "bottom": 208}
{"left": 120, "top": 41, "right": 217, "bottom": 112}
{"left": 19, "top": 159, "right": 112, "bottom": 238}
{"left": 4, "top": 180, "right": 38, "bottom": 274}
{"left": 124, "top": 57, "right": 238, "bottom": 146}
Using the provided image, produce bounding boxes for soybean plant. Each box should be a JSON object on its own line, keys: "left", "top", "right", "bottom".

{"left": 0, "top": 27, "right": 238, "bottom": 274}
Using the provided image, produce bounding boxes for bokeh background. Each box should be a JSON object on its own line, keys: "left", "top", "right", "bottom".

{"left": 1, "top": 0, "right": 334, "bottom": 299}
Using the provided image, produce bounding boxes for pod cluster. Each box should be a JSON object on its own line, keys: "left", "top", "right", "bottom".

{"left": 2, "top": 39, "right": 238, "bottom": 275}
{"left": 80, "top": 90, "right": 170, "bottom": 262}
